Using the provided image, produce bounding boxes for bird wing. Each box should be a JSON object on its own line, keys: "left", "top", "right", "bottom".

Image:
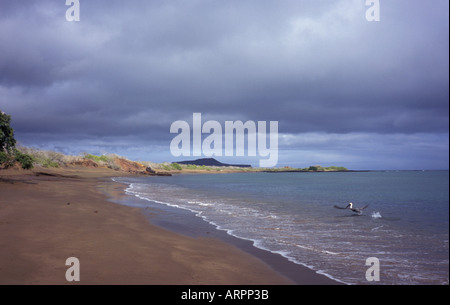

{"left": 334, "top": 205, "right": 347, "bottom": 209}
{"left": 352, "top": 204, "right": 369, "bottom": 213}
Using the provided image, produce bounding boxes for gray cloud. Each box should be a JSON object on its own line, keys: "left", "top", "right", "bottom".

{"left": 0, "top": 0, "right": 448, "bottom": 169}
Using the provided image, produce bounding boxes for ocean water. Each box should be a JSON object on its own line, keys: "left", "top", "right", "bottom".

{"left": 113, "top": 171, "right": 449, "bottom": 285}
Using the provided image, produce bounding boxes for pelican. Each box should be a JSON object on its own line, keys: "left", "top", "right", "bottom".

{"left": 334, "top": 202, "right": 369, "bottom": 215}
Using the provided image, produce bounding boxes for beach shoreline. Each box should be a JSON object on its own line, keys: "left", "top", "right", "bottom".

{"left": 0, "top": 166, "right": 339, "bottom": 285}
{"left": 107, "top": 177, "right": 342, "bottom": 285}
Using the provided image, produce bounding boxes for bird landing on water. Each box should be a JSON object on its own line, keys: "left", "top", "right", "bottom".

{"left": 334, "top": 202, "right": 369, "bottom": 215}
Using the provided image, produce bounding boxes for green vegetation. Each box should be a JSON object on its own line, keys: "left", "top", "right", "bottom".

{"left": 0, "top": 111, "right": 34, "bottom": 170}
{"left": 39, "top": 158, "right": 60, "bottom": 168}
{"left": 18, "top": 147, "right": 75, "bottom": 168}
{"left": 323, "top": 166, "right": 348, "bottom": 171}
{"left": 159, "top": 163, "right": 183, "bottom": 171}
{"left": 29, "top": 150, "right": 61, "bottom": 168}
{"left": 82, "top": 153, "right": 123, "bottom": 170}
{"left": 171, "top": 163, "right": 182, "bottom": 170}
{"left": 84, "top": 154, "right": 110, "bottom": 163}
{"left": 13, "top": 149, "right": 34, "bottom": 169}
{"left": 182, "top": 164, "right": 219, "bottom": 171}
{"left": 0, "top": 151, "right": 12, "bottom": 167}
{"left": 0, "top": 111, "right": 16, "bottom": 153}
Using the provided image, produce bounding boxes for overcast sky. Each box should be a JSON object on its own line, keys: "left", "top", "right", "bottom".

{"left": 0, "top": 0, "right": 448, "bottom": 169}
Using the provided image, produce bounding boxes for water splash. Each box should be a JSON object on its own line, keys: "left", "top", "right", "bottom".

{"left": 371, "top": 211, "right": 382, "bottom": 219}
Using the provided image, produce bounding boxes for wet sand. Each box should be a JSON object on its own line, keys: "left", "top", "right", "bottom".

{"left": 0, "top": 166, "right": 338, "bottom": 285}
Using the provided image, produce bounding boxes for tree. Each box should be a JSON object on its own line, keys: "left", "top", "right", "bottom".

{"left": 0, "top": 110, "right": 33, "bottom": 169}
{"left": 0, "top": 110, "right": 16, "bottom": 153}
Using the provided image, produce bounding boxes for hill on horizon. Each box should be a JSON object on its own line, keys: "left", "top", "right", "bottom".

{"left": 175, "top": 158, "right": 252, "bottom": 168}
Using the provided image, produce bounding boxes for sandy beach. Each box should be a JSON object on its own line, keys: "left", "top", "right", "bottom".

{"left": 0, "top": 166, "right": 339, "bottom": 285}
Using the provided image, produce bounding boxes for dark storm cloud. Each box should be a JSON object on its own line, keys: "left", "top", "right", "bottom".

{"left": 0, "top": 0, "right": 448, "bottom": 168}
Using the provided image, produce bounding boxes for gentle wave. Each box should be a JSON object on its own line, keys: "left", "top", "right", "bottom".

{"left": 112, "top": 172, "right": 449, "bottom": 285}
{"left": 117, "top": 180, "right": 347, "bottom": 284}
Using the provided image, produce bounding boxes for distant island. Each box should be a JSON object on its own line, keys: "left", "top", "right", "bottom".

{"left": 176, "top": 158, "right": 252, "bottom": 168}
{"left": 263, "top": 165, "right": 349, "bottom": 172}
